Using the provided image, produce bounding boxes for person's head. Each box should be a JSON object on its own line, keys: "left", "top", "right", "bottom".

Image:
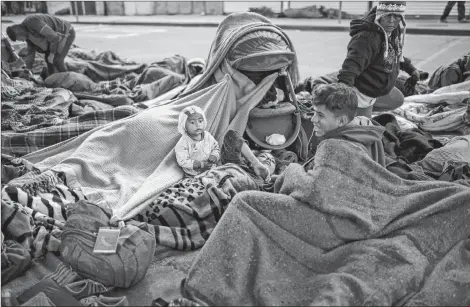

{"left": 256, "top": 152, "right": 276, "bottom": 175}
{"left": 178, "top": 106, "right": 207, "bottom": 139}
{"left": 6, "top": 24, "right": 28, "bottom": 42}
{"left": 310, "top": 83, "right": 358, "bottom": 137}
{"left": 375, "top": 1, "right": 406, "bottom": 33}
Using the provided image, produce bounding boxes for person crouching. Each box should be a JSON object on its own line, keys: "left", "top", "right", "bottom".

{"left": 6, "top": 14, "right": 75, "bottom": 77}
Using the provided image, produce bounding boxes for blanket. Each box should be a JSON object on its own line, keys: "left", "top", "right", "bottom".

{"left": 19, "top": 13, "right": 295, "bottom": 222}
{"left": 18, "top": 66, "right": 277, "bottom": 222}
{"left": 133, "top": 164, "right": 259, "bottom": 250}
{"left": 393, "top": 81, "right": 470, "bottom": 134}
{"left": 1, "top": 85, "right": 76, "bottom": 133}
{"left": 181, "top": 138, "right": 470, "bottom": 306}
{"left": 180, "top": 12, "right": 299, "bottom": 97}
{"left": 2, "top": 106, "right": 139, "bottom": 157}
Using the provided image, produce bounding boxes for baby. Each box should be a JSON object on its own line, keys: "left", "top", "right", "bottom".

{"left": 175, "top": 106, "right": 220, "bottom": 176}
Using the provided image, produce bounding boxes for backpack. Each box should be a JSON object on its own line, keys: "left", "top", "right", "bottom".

{"left": 59, "top": 200, "right": 156, "bottom": 288}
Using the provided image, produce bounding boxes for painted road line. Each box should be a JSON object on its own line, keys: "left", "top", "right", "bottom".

{"left": 415, "top": 39, "right": 462, "bottom": 69}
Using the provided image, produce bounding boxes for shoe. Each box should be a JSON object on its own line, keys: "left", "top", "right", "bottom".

{"left": 65, "top": 279, "right": 111, "bottom": 300}
{"left": 80, "top": 295, "right": 129, "bottom": 307}
{"left": 439, "top": 18, "right": 447, "bottom": 23}
{"left": 458, "top": 19, "right": 469, "bottom": 23}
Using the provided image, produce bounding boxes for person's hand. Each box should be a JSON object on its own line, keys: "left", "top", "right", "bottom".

{"left": 252, "top": 160, "right": 270, "bottom": 181}
{"left": 193, "top": 160, "right": 202, "bottom": 169}
{"left": 47, "top": 53, "right": 55, "bottom": 64}
{"left": 269, "top": 174, "right": 279, "bottom": 183}
{"left": 207, "top": 155, "right": 218, "bottom": 163}
{"left": 410, "top": 70, "right": 420, "bottom": 81}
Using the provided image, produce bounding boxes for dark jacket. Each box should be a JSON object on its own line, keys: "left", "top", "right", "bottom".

{"left": 21, "top": 14, "right": 72, "bottom": 55}
{"left": 337, "top": 7, "right": 416, "bottom": 98}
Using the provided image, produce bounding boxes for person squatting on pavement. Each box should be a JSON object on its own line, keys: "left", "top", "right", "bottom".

{"left": 337, "top": 1, "right": 423, "bottom": 118}
{"left": 6, "top": 14, "right": 75, "bottom": 77}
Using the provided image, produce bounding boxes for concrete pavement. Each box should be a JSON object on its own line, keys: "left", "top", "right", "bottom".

{"left": 2, "top": 14, "right": 470, "bottom": 36}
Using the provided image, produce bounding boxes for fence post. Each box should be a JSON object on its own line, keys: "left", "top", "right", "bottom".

{"left": 338, "top": 1, "right": 342, "bottom": 24}
{"left": 74, "top": 1, "right": 79, "bottom": 21}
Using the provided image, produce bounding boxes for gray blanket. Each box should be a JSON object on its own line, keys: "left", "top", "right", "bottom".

{"left": 182, "top": 138, "right": 470, "bottom": 306}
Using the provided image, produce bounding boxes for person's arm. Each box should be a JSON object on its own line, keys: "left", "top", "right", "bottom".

{"left": 207, "top": 134, "right": 220, "bottom": 162}
{"left": 337, "top": 32, "right": 379, "bottom": 86}
{"left": 241, "top": 142, "right": 270, "bottom": 180}
{"left": 23, "top": 41, "right": 36, "bottom": 69}
{"left": 22, "top": 16, "right": 60, "bottom": 55}
{"left": 400, "top": 56, "right": 418, "bottom": 76}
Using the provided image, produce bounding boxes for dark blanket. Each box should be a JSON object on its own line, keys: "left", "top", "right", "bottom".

{"left": 181, "top": 138, "right": 470, "bottom": 306}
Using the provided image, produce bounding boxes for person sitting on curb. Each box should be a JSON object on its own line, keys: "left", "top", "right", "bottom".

{"left": 337, "top": 1, "right": 423, "bottom": 118}
{"left": 6, "top": 13, "right": 75, "bottom": 77}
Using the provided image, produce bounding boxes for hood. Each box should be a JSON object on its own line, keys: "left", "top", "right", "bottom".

{"left": 349, "top": 7, "right": 384, "bottom": 37}
{"left": 6, "top": 24, "right": 27, "bottom": 42}
{"left": 321, "top": 121, "right": 385, "bottom": 148}
{"left": 349, "top": 6, "right": 405, "bottom": 60}
{"left": 178, "top": 105, "right": 208, "bottom": 137}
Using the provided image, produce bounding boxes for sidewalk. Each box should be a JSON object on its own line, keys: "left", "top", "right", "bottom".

{"left": 2, "top": 14, "right": 470, "bottom": 36}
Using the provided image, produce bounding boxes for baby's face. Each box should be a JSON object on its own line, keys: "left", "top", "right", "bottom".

{"left": 185, "top": 113, "right": 204, "bottom": 137}
{"left": 257, "top": 152, "right": 276, "bottom": 175}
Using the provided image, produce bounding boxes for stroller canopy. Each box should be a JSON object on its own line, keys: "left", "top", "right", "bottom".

{"left": 227, "top": 30, "right": 295, "bottom": 72}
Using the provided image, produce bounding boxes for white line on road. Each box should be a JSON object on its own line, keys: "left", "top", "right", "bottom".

{"left": 415, "top": 39, "right": 462, "bottom": 69}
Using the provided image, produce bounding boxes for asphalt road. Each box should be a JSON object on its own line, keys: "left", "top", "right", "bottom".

{"left": 3, "top": 23, "right": 470, "bottom": 79}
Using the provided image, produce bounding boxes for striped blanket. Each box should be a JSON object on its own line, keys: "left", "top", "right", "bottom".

{"left": 133, "top": 164, "right": 259, "bottom": 250}
{"left": 2, "top": 105, "right": 139, "bottom": 157}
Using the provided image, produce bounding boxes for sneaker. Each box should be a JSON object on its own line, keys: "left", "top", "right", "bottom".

{"left": 65, "top": 279, "right": 111, "bottom": 300}
{"left": 458, "top": 19, "right": 469, "bottom": 23}
{"left": 439, "top": 18, "right": 447, "bottom": 23}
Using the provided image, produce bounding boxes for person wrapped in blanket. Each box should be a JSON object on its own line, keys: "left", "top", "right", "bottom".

{"left": 337, "top": 1, "right": 426, "bottom": 118}
{"left": 175, "top": 106, "right": 221, "bottom": 176}
{"left": 6, "top": 14, "right": 75, "bottom": 77}
{"left": 301, "top": 83, "right": 386, "bottom": 172}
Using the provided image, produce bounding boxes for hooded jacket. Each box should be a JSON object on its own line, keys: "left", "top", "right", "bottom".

{"left": 319, "top": 116, "right": 386, "bottom": 167}
{"left": 337, "top": 7, "right": 416, "bottom": 98}
{"left": 175, "top": 106, "right": 220, "bottom": 176}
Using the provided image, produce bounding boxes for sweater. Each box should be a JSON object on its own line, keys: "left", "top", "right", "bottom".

{"left": 175, "top": 132, "right": 220, "bottom": 176}
{"left": 337, "top": 7, "right": 416, "bottom": 98}
{"left": 21, "top": 14, "right": 72, "bottom": 54}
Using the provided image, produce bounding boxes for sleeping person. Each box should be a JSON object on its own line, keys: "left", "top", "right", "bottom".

{"left": 175, "top": 106, "right": 220, "bottom": 177}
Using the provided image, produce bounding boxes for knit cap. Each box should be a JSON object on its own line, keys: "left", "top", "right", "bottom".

{"left": 374, "top": 1, "right": 407, "bottom": 60}
{"left": 178, "top": 106, "right": 207, "bottom": 136}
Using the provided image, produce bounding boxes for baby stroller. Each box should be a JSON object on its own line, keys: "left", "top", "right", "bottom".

{"left": 178, "top": 13, "right": 307, "bottom": 162}
{"left": 227, "top": 29, "right": 303, "bottom": 155}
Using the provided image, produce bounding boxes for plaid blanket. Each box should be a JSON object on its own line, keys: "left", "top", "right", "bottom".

{"left": 1, "top": 85, "right": 76, "bottom": 133}
{"left": 2, "top": 105, "right": 139, "bottom": 157}
{"left": 133, "top": 164, "right": 259, "bottom": 250}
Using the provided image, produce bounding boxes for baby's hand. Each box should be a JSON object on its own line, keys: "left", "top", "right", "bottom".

{"left": 207, "top": 155, "right": 218, "bottom": 163}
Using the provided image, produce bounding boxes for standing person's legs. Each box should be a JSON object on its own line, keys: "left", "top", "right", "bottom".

{"left": 457, "top": 1, "right": 466, "bottom": 20}
{"left": 53, "top": 27, "right": 75, "bottom": 73}
{"left": 373, "top": 87, "right": 405, "bottom": 112}
{"left": 441, "top": 1, "right": 457, "bottom": 21}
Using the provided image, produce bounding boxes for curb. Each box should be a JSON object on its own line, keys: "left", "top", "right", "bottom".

{"left": 3, "top": 19, "right": 470, "bottom": 36}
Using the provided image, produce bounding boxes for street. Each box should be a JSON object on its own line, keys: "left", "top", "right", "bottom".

{"left": 3, "top": 23, "right": 470, "bottom": 79}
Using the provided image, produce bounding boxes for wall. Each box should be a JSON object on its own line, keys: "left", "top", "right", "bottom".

{"left": 224, "top": 1, "right": 461, "bottom": 18}
{"left": 46, "top": 1, "right": 71, "bottom": 15}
